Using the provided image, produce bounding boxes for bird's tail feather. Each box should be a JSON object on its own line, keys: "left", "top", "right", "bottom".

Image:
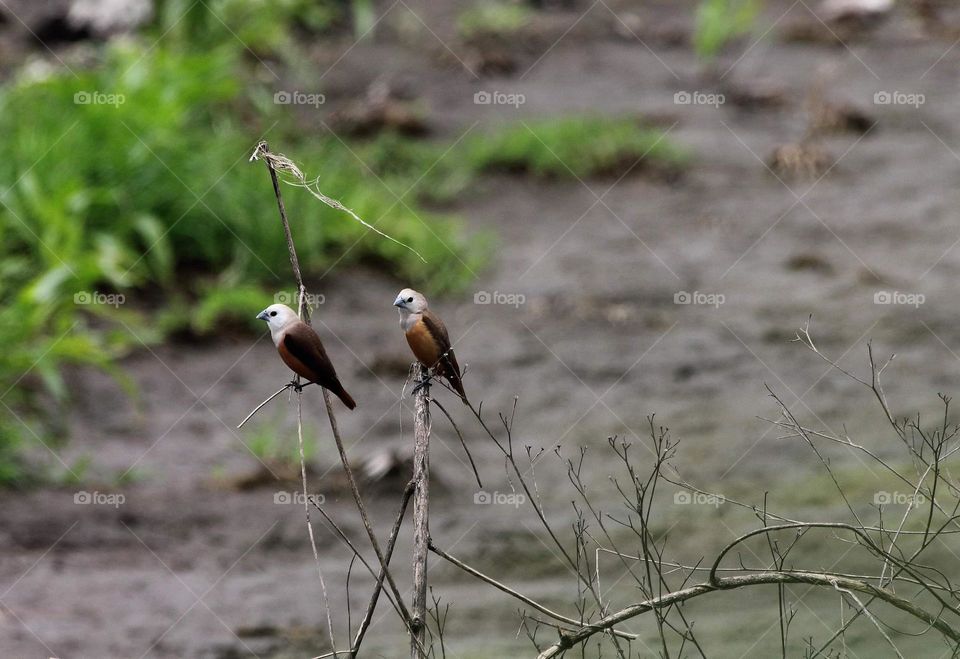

{"left": 333, "top": 385, "right": 357, "bottom": 410}
{"left": 448, "top": 375, "right": 468, "bottom": 405}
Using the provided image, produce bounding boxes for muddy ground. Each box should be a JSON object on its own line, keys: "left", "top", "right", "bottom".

{"left": 4, "top": 0, "right": 960, "bottom": 657}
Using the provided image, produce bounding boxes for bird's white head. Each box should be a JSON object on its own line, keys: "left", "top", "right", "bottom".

{"left": 394, "top": 288, "right": 427, "bottom": 330}
{"left": 256, "top": 303, "right": 300, "bottom": 344}
{"left": 394, "top": 288, "right": 428, "bottom": 313}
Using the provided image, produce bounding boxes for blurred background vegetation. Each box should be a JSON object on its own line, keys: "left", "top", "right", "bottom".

{"left": 0, "top": 0, "right": 714, "bottom": 485}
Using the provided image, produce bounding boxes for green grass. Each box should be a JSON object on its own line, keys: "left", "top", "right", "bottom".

{"left": 465, "top": 117, "right": 690, "bottom": 179}
{"left": 457, "top": 1, "right": 533, "bottom": 40}
{"left": 360, "top": 117, "right": 690, "bottom": 204}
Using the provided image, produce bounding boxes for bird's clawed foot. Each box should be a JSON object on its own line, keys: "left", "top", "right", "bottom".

{"left": 288, "top": 379, "right": 305, "bottom": 393}
{"left": 411, "top": 373, "right": 433, "bottom": 397}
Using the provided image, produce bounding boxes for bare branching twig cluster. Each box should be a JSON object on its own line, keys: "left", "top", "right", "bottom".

{"left": 431, "top": 320, "right": 960, "bottom": 657}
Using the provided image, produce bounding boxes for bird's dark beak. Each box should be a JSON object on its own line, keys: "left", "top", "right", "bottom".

{"left": 393, "top": 296, "right": 405, "bottom": 308}
{"left": 256, "top": 310, "right": 269, "bottom": 321}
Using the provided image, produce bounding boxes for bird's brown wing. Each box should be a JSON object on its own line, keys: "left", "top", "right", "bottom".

{"left": 421, "top": 310, "right": 466, "bottom": 401}
{"left": 280, "top": 321, "right": 356, "bottom": 409}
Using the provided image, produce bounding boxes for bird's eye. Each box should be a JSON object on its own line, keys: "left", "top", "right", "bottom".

{"left": 406, "top": 297, "right": 413, "bottom": 303}
{"left": 270, "top": 311, "right": 277, "bottom": 317}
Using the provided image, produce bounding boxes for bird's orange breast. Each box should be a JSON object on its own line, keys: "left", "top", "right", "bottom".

{"left": 405, "top": 320, "right": 441, "bottom": 368}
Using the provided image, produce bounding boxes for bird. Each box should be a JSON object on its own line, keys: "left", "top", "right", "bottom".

{"left": 256, "top": 303, "right": 356, "bottom": 410}
{"left": 394, "top": 288, "right": 467, "bottom": 403}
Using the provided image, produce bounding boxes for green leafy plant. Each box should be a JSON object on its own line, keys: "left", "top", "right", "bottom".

{"left": 0, "top": 38, "right": 484, "bottom": 483}
{"left": 694, "top": 0, "right": 763, "bottom": 60}
{"left": 153, "top": 0, "right": 344, "bottom": 54}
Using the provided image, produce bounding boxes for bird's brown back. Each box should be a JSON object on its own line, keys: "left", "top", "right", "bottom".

{"left": 279, "top": 321, "right": 356, "bottom": 409}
